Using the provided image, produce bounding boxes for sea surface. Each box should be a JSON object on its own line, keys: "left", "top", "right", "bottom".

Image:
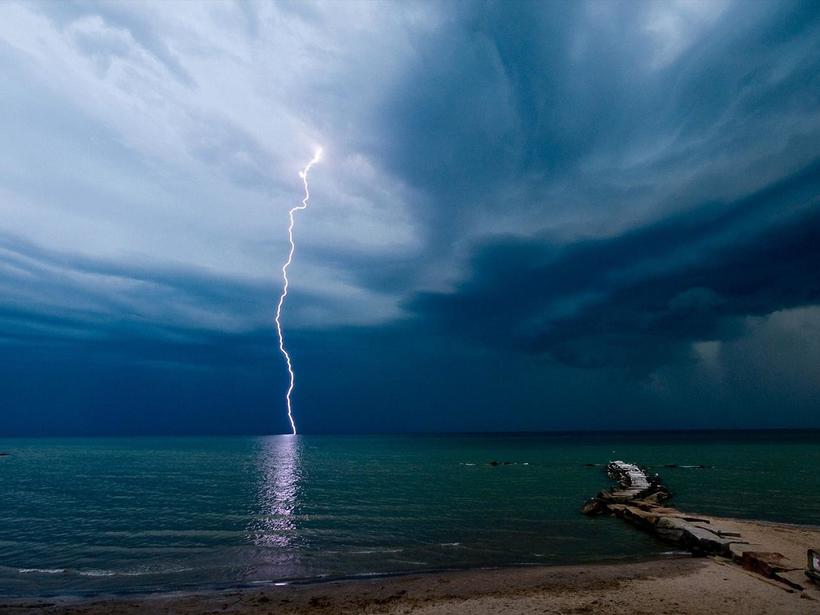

{"left": 1, "top": 431, "right": 818, "bottom": 596}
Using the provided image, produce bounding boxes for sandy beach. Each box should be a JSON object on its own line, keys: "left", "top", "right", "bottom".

{"left": 3, "top": 517, "right": 817, "bottom": 615}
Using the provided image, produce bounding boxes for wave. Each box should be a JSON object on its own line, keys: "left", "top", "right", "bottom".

{"left": 17, "top": 566, "right": 194, "bottom": 577}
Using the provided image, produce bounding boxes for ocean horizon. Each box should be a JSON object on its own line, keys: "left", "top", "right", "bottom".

{"left": 1, "top": 430, "right": 818, "bottom": 597}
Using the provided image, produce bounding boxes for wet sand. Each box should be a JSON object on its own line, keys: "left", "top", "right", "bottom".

{"left": 3, "top": 518, "right": 818, "bottom": 614}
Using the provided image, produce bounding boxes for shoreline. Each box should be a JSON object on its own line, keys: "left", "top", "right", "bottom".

{"left": 3, "top": 516, "right": 818, "bottom": 614}
{"left": 7, "top": 517, "right": 816, "bottom": 603}
{"left": 1, "top": 552, "right": 679, "bottom": 602}
{"left": 0, "top": 557, "right": 702, "bottom": 613}
{"left": 2, "top": 553, "right": 816, "bottom": 615}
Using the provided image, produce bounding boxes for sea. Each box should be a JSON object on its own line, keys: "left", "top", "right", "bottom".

{"left": 0, "top": 431, "right": 818, "bottom": 597}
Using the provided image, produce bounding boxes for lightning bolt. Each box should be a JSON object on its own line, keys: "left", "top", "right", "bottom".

{"left": 274, "top": 147, "right": 322, "bottom": 435}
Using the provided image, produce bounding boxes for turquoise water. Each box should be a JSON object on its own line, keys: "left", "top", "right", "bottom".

{"left": 0, "top": 432, "right": 818, "bottom": 596}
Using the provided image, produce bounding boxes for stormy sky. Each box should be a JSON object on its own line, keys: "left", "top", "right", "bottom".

{"left": 1, "top": 0, "right": 819, "bottom": 435}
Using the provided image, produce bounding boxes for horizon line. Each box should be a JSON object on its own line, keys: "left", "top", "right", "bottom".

{"left": 2, "top": 426, "right": 820, "bottom": 439}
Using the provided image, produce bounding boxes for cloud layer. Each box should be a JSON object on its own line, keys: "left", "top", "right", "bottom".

{"left": 1, "top": 0, "right": 819, "bottom": 434}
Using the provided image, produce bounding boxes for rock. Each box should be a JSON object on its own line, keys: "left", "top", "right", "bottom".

{"left": 681, "top": 525, "right": 735, "bottom": 556}
{"left": 649, "top": 506, "right": 680, "bottom": 515}
{"left": 578, "top": 457, "right": 817, "bottom": 591}
{"left": 0, "top": 452, "right": 9, "bottom": 457}
{"left": 606, "top": 461, "right": 651, "bottom": 491}
{"left": 641, "top": 491, "right": 669, "bottom": 505}
{"left": 740, "top": 551, "right": 791, "bottom": 577}
{"left": 488, "top": 461, "right": 499, "bottom": 466}
{"left": 680, "top": 516, "right": 711, "bottom": 523}
{"left": 654, "top": 516, "right": 687, "bottom": 542}
{"left": 650, "top": 517, "right": 735, "bottom": 556}
{"left": 582, "top": 460, "right": 739, "bottom": 558}
{"left": 581, "top": 499, "right": 607, "bottom": 515}
{"left": 620, "top": 505, "right": 660, "bottom": 529}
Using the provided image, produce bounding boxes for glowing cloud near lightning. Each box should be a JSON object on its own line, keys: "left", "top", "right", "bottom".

{"left": 274, "top": 147, "right": 322, "bottom": 435}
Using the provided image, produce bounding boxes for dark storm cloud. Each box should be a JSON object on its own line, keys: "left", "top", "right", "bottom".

{"left": 410, "top": 160, "right": 820, "bottom": 370}
{"left": 0, "top": 232, "right": 273, "bottom": 328}
{"left": 2, "top": 0, "right": 820, "bottom": 434}
{"left": 374, "top": 0, "right": 820, "bottom": 248}
{"left": 0, "top": 232, "right": 354, "bottom": 360}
